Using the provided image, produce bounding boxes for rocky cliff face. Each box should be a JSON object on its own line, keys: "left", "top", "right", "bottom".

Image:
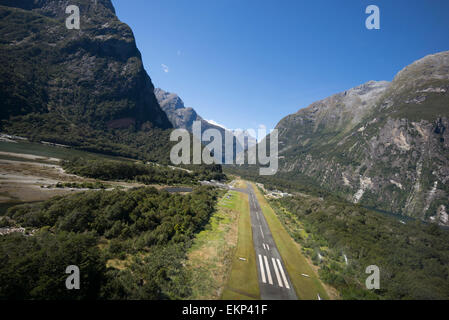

{"left": 0, "top": 0, "right": 172, "bottom": 160}
{"left": 275, "top": 51, "right": 449, "bottom": 225}
{"left": 155, "top": 88, "right": 205, "bottom": 132}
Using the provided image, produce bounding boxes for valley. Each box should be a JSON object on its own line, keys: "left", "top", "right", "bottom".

{"left": 1, "top": 0, "right": 449, "bottom": 303}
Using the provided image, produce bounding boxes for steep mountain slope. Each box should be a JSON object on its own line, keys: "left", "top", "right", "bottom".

{"left": 275, "top": 51, "right": 449, "bottom": 225}
{"left": 0, "top": 0, "right": 173, "bottom": 161}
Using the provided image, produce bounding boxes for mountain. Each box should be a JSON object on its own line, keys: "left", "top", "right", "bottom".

{"left": 155, "top": 88, "right": 255, "bottom": 157}
{"left": 0, "top": 0, "right": 173, "bottom": 161}
{"left": 273, "top": 51, "right": 449, "bottom": 225}
{"left": 154, "top": 88, "right": 219, "bottom": 133}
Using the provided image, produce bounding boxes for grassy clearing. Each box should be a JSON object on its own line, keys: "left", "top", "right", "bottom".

{"left": 185, "top": 190, "right": 240, "bottom": 300}
{"left": 221, "top": 185, "right": 260, "bottom": 300}
{"left": 251, "top": 183, "right": 329, "bottom": 300}
{"left": 106, "top": 257, "right": 131, "bottom": 271}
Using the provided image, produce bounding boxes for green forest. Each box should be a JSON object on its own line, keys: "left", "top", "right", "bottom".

{"left": 270, "top": 195, "right": 449, "bottom": 300}
{"left": 0, "top": 186, "right": 220, "bottom": 299}
{"left": 63, "top": 158, "right": 226, "bottom": 185}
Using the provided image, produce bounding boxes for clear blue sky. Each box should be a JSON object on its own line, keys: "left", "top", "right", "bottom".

{"left": 112, "top": 0, "right": 449, "bottom": 131}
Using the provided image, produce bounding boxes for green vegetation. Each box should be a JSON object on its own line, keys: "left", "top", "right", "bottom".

{"left": 1, "top": 186, "right": 219, "bottom": 299}
{"left": 271, "top": 194, "right": 449, "bottom": 300}
{"left": 185, "top": 189, "right": 239, "bottom": 299}
{"left": 63, "top": 158, "right": 226, "bottom": 185}
{"left": 222, "top": 183, "right": 261, "bottom": 300}
{"left": 252, "top": 184, "right": 329, "bottom": 300}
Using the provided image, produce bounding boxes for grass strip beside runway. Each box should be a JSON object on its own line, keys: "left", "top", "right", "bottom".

{"left": 222, "top": 183, "right": 260, "bottom": 300}
{"left": 185, "top": 190, "right": 239, "bottom": 299}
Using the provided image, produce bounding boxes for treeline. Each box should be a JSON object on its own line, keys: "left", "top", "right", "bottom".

{"left": 271, "top": 195, "right": 449, "bottom": 300}
{"left": 225, "top": 165, "right": 327, "bottom": 196}
{"left": 0, "top": 186, "right": 219, "bottom": 299}
{"left": 63, "top": 158, "right": 226, "bottom": 185}
{"left": 53, "top": 181, "right": 108, "bottom": 189}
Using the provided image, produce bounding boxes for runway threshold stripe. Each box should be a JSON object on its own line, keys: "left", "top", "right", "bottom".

{"left": 271, "top": 258, "right": 283, "bottom": 287}
{"left": 276, "top": 259, "right": 290, "bottom": 289}
{"left": 263, "top": 255, "right": 273, "bottom": 285}
{"left": 258, "top": 254, "right": 266, "bottom": 283}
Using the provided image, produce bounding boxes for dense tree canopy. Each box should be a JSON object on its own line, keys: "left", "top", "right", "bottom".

{"left": 272, "top": 195, "right": 449, "bottom": 300}
{"left": 1, "top": 186, "right": 219, "bottom": 299}
{"left": 0, "top": 231, "right": 105, "bottom": 300}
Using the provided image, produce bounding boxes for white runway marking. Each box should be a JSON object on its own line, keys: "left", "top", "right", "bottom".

{"left": 258, "top": 254, "right": 266, "bottom": 283}
{"left": 263, "top": 255, "right": 273, "bottom": 285}
{"left": 271, "top": 258, "right": 283, "bottom": 287}
{"left": 262, "top": 243, "right": 266, "bottom": 250}
{"left": 259, "top": 225, "right": 264, "bottom": 239}
{"left": 276, "top": 259, "right": 290, "bottom": 289}
{"left": 266, "top": 244, "right": 270, "bottom": 251}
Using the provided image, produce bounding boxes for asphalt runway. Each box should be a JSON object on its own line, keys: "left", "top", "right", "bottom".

{"left": 246, "top": 184, "right": 297, "bottom": 300}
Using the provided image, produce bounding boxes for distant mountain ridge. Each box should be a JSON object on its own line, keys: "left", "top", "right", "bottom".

{"left": 155, "top": 88, "right": 256, "bottom": 155}
{"left": 272, "top": 51, "right": 449, "bottom": 225}
{"left": 154, "top": 88, "right": 211, "bottom": 132}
